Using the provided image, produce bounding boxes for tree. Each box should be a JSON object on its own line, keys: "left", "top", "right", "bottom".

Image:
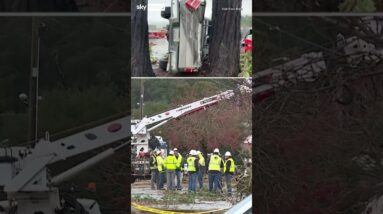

{"left": 131, "top": 0, "right": 155, "bottom": 77}
{"left": 157, "top": 84, "right": 252, "bottom": 156}
{"left": 254, "top": 17, "right": 383, "bottom": 213}
{"left": 208, "top": 0, "right": 242, "bottom": 77}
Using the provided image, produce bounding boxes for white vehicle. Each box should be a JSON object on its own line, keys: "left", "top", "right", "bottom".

{"left": 160, "top": 0, "right": 211, "bottom": 72}
{"left": 0, "top": 116, "right": 130, "bottom": 213}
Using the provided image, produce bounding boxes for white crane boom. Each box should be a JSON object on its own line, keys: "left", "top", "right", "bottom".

{"left": 132, "top": 84, "right": 252, "bottom": 136}
{"left": 4, "top": 115, "right": 131, "bottom": 193}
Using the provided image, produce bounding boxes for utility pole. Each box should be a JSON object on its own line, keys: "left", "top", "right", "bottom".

{"left": 28, "top": 17, "right": 40, "bottom": 148}
{"left": 140, "top": 79, "right": 144, "bottom": 119}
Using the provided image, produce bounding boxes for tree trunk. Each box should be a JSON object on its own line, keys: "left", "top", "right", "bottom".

{"left": 208, "top": 0, "right": 242, "bottom": 77}
{"left": 131, "top": 0, "right": 155, "bottom": 77}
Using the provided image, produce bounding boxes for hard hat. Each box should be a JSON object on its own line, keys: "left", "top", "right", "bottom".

{"left": 156, "top": 150, "right": 161, "bottom": 155}
{"left": 192, "top": 150, "right": 198, "bottom": 156}
{"left": 173, "top": 148, "right": 178, "bottom": 151}
{"left": 169, "top": 151, "right": 174, "bottom": 155}
{"left": 213, "top": 148, "right": 219, "bottom": 153}
{"left": 225, "top": 151, "right": 231, "bottom": 157}
{"left": 189, "top": 150, "right": 195, "bottom": 155}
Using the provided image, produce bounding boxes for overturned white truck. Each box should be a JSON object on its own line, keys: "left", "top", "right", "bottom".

{"left": 160, "top": 0, "right": 211, "bottom": 73}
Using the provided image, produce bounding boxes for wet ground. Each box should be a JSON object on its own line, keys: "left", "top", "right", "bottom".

{"left": 131, "top": 180, "right": 234, "bottom": 213}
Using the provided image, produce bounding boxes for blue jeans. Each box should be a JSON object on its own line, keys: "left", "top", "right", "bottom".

{"left": 188, "top": 172, "right": 197, "bottom": 193}
{"left": 151, "top": 170, "right": 158, "bottom": 189}
{"left": 198, "top": 166, "right": 205, "bottom": 189}
{"left": 225, "top": 173, "right": 233, "bottom": 194}
{"left": 175, "top": 170, "right": 182, "bottom": 189}
{"left": 166, "top": 171, "right": 175, "bottom": 190}
{"left": 208, "top": 171, "right": 221, "bottom": 192}
{"left": 157, "top": 171, "right": 165, "bottom": 189}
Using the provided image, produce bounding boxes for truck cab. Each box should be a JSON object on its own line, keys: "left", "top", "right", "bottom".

{"left": 161, "top": 0, "right": 210, "bottom": 73}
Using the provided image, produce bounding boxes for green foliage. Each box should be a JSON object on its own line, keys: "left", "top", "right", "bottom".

{"left": 240, "top": 52, "right": 252, "bottom": 77}
{"left": 339, "top": 0, "right": 376, "bottom": 12}
{"left": 133, "top": 194, "right": 158, "bottom": 204}
{"left": 162, "top": 191, "right": 196, "bottom": 204}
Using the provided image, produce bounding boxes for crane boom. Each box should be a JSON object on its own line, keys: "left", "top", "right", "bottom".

{"left": 132, "top": 84, "right": 252, "bottom": 135}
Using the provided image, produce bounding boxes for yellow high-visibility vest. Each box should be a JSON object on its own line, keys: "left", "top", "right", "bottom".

{"left": 175, "top": 154, "right": 183, "bottom": 169}
{"left": 208, "top": 155, "right": 222, "bottom": 171}
{"left": 198, "top": 153, "right": 205, "bottom": 166}
{"left": 164, "top": 155, "right": 177, "bottom": 170}
{"left": 156, "top": 156, "right": 164, "bottom": 172}
{"left": 187, "top": 156, "right": 196, "bottom": 172}
{"left": 150, "top": 155, "right": 158, "bottom": 170}
{"left": 224, "top": 158, "right": 235, "bottom": 173}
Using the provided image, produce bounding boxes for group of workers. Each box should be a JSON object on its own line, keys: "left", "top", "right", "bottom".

{"left": 150, "top": 147, "right": 235, "bottom": 195}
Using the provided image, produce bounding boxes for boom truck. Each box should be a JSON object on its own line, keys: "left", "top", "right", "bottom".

{"left": 159, "top": 0, "right": 210, "bottom": 73}
{"left": 0, "top": 116, "right": 131, "bottom": 214}
{"left": 158, "top": 0, "right": 252, "bottom": 73}
{"left": 130, "top": 80, "right": 252, "bottom": 182}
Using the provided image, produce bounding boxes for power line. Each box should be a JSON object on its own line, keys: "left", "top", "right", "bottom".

{"left": 254, "top": 18, "right": 344, "bottom": 57}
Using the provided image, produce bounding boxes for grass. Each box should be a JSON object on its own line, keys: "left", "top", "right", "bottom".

{"left": 162, "top": 190, "right": 196, "bottom": 204}
{"left": 132, "top": 194, "right": 158, "bottom": 204}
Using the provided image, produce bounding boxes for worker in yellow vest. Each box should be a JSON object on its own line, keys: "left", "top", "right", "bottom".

{"left": 197, "top": 151, "right": 205, "bottom": 189}
{"left": 187, "top": 150, "right": 199, "bottom": 193}
{"left": 174, "top": 148, "right": 183, "bottom": 190}
{"left": 208, "top": 148, "right": 224, "bottom": 193}
{"left": 164, "top": 150, "right": 177, "bottom": 190}
{"left": 150, "top": 150, "right": 158, "bottom": 190}
{"left": 156, "top": 150, "right": 165, "bottom": 190}
{"left": 224, "top": 151, "right": 235, "bottom": 195}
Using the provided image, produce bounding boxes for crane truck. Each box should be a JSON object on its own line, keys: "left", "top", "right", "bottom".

{"left": 0, "top": 116, "right": 131, "bottom": 214}
{"left": 159, "top": 0, "right": 210, "bottom": 73}
{"left": 130, "top": 80, "right": 252, "bottom": 182}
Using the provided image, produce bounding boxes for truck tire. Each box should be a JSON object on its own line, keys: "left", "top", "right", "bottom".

{"left": 159, "top": 59, "right": 168, "bottom": 71}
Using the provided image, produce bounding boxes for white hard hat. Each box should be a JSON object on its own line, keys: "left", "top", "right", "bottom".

{"left": 189, "top": 150, "right": 195, "bottom": 155}
{"left": 156, "top": 150, "right": 161, "bottom": 155}
{"left": 173, "top": 148, "right": 178, "bottom": 151}
{"left": 213, "top": 148, "right": 219, "bottom": 153}
{"left": 225, "top": 151, "right": 231, "bottom": 157}
{"left": 169, "top": 151, "right": 174, "bottom": 155}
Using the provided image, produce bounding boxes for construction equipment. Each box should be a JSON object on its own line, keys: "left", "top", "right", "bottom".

{"left": 160, "top": 0, "right": 211, "bottom": 73}
{"left": 0, "top": 116, "right": 131, "bottom": 214}
{"left": 131, "top": 80, "right": 252, "bottom": 181}
{"left": 131, "top": 81, "right": 252, "bottom": 151}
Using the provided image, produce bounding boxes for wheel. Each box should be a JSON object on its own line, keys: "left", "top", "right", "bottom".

{"left": 159, "top": 59, "right": 168, "bottom": 71}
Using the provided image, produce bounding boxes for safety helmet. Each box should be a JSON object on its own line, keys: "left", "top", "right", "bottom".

{"left": 225, "top": 151, "right": 231, "bottom": 157}
{"left": 189, "top": 150, "right": 195, "bottom": 155}
{"left": 173, "top": 148, "right": 178, "bottom": 151}
{"left": 156, "top": 150, "right": 161, "bottom": 155}
{"left": 169, "top": 151, "right": 174, "bottom": 155}
{"left": 213, "top": 148, "right": 219, "bottom": 153}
